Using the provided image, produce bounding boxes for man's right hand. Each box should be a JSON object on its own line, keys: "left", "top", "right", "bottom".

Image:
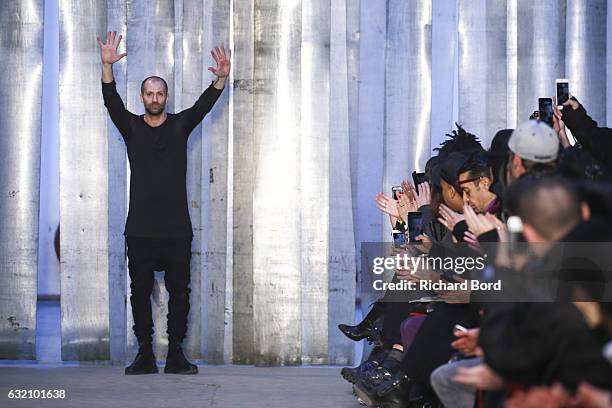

{"left": 97, "top": 31, "right": 127, "bottom": 66}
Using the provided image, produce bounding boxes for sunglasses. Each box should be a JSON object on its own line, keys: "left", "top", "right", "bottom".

{"left": 455, "top": 176, "right": 482, "bottom": 192}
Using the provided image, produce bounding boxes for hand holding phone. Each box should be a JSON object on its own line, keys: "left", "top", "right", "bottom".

{"left": 412, "top": 171, "right": 427, "bottom": 192}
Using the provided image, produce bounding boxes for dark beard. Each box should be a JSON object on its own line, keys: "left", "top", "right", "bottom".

{"left": 145, "top": 104, "right": 165, "bottom": 116}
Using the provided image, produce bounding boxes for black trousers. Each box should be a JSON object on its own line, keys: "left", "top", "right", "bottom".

{"left": 400, "top": 303, "right": 476, "bottom": 384}
{"left": 126, "top": 236, "right": 192, "bottom": 344}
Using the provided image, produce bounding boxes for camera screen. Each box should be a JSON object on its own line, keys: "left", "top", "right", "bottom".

{"left": 556, "top": 81, "right": 569, "bottom": 105}
{"left": 538, "top": 98, "right": 553, "bottom": 127}
{"left": 392, "top": 186, "right": 403, "bottom": 200}
{"left": 392, "top": 230, "right": 406, "bottom": 248}
{"left": 407, "top": 212, "right": 424, "bottom": 242}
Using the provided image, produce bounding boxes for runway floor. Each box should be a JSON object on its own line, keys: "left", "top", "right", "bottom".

{"left": 1, "top": 301, "right": 363, "bottom": 408}
{"left": 0, "top": 365, "right": 358, "bottom": 408}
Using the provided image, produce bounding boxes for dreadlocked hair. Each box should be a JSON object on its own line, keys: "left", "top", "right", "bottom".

{"left": 434, "top": 124, "right": 484, "bottom": 156}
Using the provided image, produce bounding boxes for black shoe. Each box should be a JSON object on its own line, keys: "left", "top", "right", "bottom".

{"left": 355, "top": 365, "right": 397, "bottom": 391}
{"left": 125, "top": 345, "right": 158, "bottom": 375}
{"left": 164, "top": 342, "right": 198, "bottom": 374}
{"left": 338, "top": 321, "right": 381, "bottom": 342}
{"left": 342, "top": 345, "right": 390, "bottom": 384}
{"left": 353, "top": 371, "right": 411, "bottom": 408}
{"left": 339, "top": 302, "right": 385, "bottom": 342}
{"left": 342, "top": 359, "right": 381, "bottom": 384}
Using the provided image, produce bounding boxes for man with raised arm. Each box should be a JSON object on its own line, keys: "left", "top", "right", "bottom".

{"left": 97, "top": 31, "right": 230, "bottom": 375}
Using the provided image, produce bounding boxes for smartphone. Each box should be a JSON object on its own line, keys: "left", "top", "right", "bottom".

{"left": 391, "top": 186, "right": 403, "bottom": 200}
{"left": 454, "top": 324, "right": 468, "bottom": 333}
{"left": 407, "top": 211, "right": 424, "bottom": 243}
{"left": 392, "top": 229, "right": 406, "bottom": 248}
{"left": 556, "top": 79, "right": 569, "bottom": 107}
{"left": 412, "top": 171, "right": 427, "bottom": 193}
{"left": 538, "top": 97, "right": 554, "bottom": 127}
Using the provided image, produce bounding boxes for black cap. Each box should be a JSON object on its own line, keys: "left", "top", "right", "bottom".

{"left": 440, "top": 152, "right": 469, "bottom": 186}
{"left": 430, "top": 162, "right": 442, "bottom": 187}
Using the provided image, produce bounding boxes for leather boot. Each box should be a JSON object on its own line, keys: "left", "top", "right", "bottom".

{"left": 164, "top": 341, "right": 198, "bottom": 374}
{"left": 338, "top": 302, "right": 384, "bottom": 342}
{"left": 341, "top": 346, "right": 389, "bottom": 384}
{"left": 125, "top": 342, "right": 158, "bottom": 375}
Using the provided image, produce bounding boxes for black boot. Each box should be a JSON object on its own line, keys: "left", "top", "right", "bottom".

{"left": 353, "top": 348, "right": 403, "bottom": 387}
{"left": 164, "top": 341, "right": 198, "bottom": 374}
{"left": 341, "top": 346, "right": 389, "bottom": 384}
{"left": 353, "top": 371, "right": 411, "bottom": 408}
{"left": 338, "top": 302, "right": 385, "bottom": 342}
{"left": 125, "top": 342, "right": 158, "bottom": 375}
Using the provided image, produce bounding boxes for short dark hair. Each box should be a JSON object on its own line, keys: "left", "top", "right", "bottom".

{"left": 507, "top": 176, "right": 581, "bottom": 240}
{"left": 458, "top": 152, "right": 492, "bottom": 185}
{"left": 140, "top": 76, "right": 168, "bottom": 94}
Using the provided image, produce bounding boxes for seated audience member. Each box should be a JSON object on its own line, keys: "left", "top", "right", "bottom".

{"left": 457, "top": 152, "right": 501, "bottom": 216}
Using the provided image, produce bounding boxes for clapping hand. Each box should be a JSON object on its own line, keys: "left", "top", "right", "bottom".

{"left": 438, "top": 204, "right": 465, "bottom": 232}
{"left": 375, "top": 192, "right": 400, "bottom": 219}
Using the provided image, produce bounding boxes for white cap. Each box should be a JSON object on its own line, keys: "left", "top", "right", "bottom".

{"left": 508, "top": 120, "right": 559, "bottom": 163}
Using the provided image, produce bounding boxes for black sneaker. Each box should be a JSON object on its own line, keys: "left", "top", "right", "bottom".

{"left": 164, "top": 342, "right": 198, "bottom": 375}
{"left": 125, "top": 346, "right": 158, "bottom": 375}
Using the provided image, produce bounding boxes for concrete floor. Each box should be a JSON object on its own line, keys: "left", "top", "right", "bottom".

{"left": 0, "top": 365, "right": 359, "bottom": 408}
{"left": 0, "top": 301, "right": 365, "bottom": 408}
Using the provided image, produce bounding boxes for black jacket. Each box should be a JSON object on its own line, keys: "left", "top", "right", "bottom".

{"left": 562, "top": 99, "right": 612, "bottom": 167}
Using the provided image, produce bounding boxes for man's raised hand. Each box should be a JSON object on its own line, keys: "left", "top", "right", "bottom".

{"left": 209, "top": 45, "right": 231, "bottom": 78}
{"left": 97, "top": 31, "right": 127, "bottom": 66}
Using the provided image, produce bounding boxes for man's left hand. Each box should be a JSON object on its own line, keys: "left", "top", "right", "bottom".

{"left": 209, "top": 45, "right": 231, "bottom": 84}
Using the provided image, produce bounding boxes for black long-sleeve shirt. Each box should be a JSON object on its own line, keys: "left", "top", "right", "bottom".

{"left": 102, "top": 80, "right": 223, "bottom": 237}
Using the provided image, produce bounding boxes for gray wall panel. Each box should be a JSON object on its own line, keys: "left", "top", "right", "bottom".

{"left": 458, "top": 0, "right": 507, "bottom": 146}
{"left": 231, "top": 0, "right": 255, "bottom": 365}
{"left": 201, "top": 0, "right": 230, "bottom": 364}
{"left": 431, "top": 0, "right": 458, "bottom": 150}
{"left": 328, "top": 0, "right": 356, "bottom": 366}
{"left": 383, "top": 0, "right": 431, "bottom": 239}
{"left": 566, "top": 0, "right": 607, "bottom": 125}
{"left": 516, "top": 0, "right": 565, "bottom": 126}
{"left": 356, "top": 0, "right": 385, "bottom": 331}
{"left": 59, "top": 0, "right": 110, "bottom": 361}
{"left": 181, "top": 0, "right": 205, "bottom": 360}
{"left": 252, "top": 0, "right": 302, "bottom": 366}
{"left": 0, "top": 0, "right": 44, "bottom": 360}
{"left": 300, "top": 0, "right": 330, "bottom": 364}
{"left": 347, "top": 0, "right": 360, "bottom": 242}
{"left": 106, "top": 0, "right": 128, "bottom": 365}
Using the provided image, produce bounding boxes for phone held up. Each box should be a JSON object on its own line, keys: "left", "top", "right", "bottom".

{"left": 538, "top": 97, "right": 554, "bottom": 127}
{"left": 391, "top": 186, "right": 403, "bottom": 201}
{"left": 556, "top": 78, "right": 569, "bottom": 107}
